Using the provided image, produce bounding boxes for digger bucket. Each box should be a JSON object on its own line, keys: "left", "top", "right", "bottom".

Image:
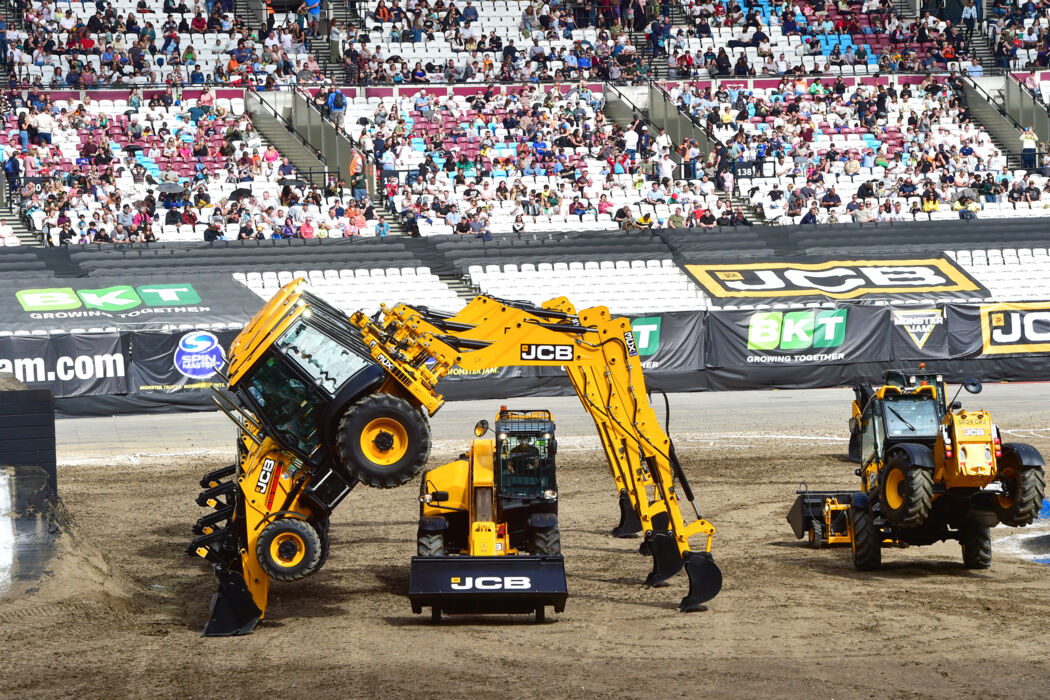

{"left": 409, "top": 555, "right": 568, "bottom": 619}
{"left": 644, "top": 531, "right": 722, "bottom": 611}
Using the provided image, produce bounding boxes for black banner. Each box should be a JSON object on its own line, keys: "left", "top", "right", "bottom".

{"left": 889, "top": 307, "right": 949, "bottom": 360}
{"left": 683, "top": 257, "right": 987, "bottom": 306}
{"left": 130, "top": 329, "right": 240, "bottom": 393}
{"left": 947, "top": 302, "right": 1050, "bottom": 358}
{"left": 705, "top": 306, "right": 890, "bottom": 367}
{"left": 1, "top": 274, "right": 265, "bottom": 333}
{"left": 0, "top": 333, "right": 130, "bottom": 398}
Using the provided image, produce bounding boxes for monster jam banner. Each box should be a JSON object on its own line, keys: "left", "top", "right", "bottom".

{"left": 947, "top": 302, "right": 1050, "bottom": 358}
{"left": 0, "top": 332, "right": 130, "bottom": 398}
{"left": 129, "top": 329, "right": 240, "bottom": 393}
{"left": 0, "top": 275, "right": 265, "bottom": 332}
{"left": 683, "top": 257, "right": 986, "bottom": 306}
{"left": 889, "top": 306, "right": 949, "bottom": 360}
{"left": 704, "top": 306, "right": 891, "bottom": 367}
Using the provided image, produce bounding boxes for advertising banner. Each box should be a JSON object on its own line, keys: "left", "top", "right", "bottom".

{"left": 1, "top": 275, "right": 265, "bottom": 332}
{"left": 683, "top": 257, "right": 986, "bottom": 306}
{"left": 0, "top": 332, "right": 130, "bottom": 397}
{"left": 889, "top": 306, "right": 949, "bottom": 360}
{"left": 948, "top": 302, "right": 1050, "bottom": 358}
{"left": 705, "top": 306, "right": 891, "bottom": 367}
{"left": 129, "top": 329, "right": 239, "bottom": 393}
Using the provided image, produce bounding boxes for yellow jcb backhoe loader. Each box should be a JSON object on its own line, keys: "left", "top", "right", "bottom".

{"left": 788, "top": 367, "right": 1045, "bottom": 569}
{"left": 189, "top": 281, "right": 722, "bottom": 635}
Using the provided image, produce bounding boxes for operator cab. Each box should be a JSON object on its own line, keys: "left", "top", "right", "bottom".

{"left": 494, "top": 409, "right": 558, "bottom": 501}
{"left": 231, "top": 290, "right": 385, "bottom": 462}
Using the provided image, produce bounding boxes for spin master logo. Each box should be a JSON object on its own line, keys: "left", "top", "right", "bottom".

{"left": 174, "top": 331, "right": 226, "bottom": 379}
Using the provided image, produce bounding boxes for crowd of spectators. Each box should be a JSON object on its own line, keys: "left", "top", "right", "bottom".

{"left": 2, "top": 90, "right": 385, "bottom": 244}
{"left": 0, "top": 0, "right": 329, "bottom": 88}
{"left": 664, "top": 71, "right": 1050, "bottom": 224}
{"left": 324, "top": 82, "right": 754, "bottom": 236}
{"left": 987, "top": 0, "right": 1050, "bottom": 69}
{"left": 343, "top": 0, "right": 650, "bottom": 84}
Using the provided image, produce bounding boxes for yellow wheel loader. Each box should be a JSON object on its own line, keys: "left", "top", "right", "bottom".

{"left": 189, "top": 281, "right": 722, "bottom": 635}
{"left": 409, "top": 408, "right": 568, "bottom": 622}
{"left": 789, "top": 368, "right": 1046, "bottom": 569}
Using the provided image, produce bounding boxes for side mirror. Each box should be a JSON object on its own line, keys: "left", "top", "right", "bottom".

{"left": 848, "top": 417, "right": 860, "bottom": 434}
{"left": 950, "top": 400, "right": 963, "bottom": 410}
{"left": 963, "top": 378, "right": 982, "bottom": 395}
{"left": 474, "top": 419, "right": 489, "bottom": 437}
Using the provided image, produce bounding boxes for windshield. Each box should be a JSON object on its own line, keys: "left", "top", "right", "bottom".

{"left": 243, "top": 355, "right": 321, "bottom": 454}
{"left": 882, "top": 396, "right": 940, "bottom": 437}
{"left": 275, "top": 320, "right": 370, "bottom": 395}
{"left": 499, "top": 434, "right": 554, "bottom": 494}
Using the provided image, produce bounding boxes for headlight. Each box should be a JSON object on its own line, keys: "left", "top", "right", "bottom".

{"left": 543, "top": 489, "right": 557, "bottom": 499}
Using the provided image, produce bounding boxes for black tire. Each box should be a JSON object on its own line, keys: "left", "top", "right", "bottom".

{"left": 256, "top": 518, "right": 323, "bottom": 582}
{"left": 848, "top": 431, "right": 862, "bottom": 463}
{"left": 810, "top": 518, "right": 825, "bottom": 549}
{"left": 314, "top": 520, "right": 331, "bottom": 572}
{"left": 994, "top": 465, "right": 1046, "bottom": 527}
{"left": 336, "top": 393, "right": 431, "bottom": 488}
{"left": 879, "top": 456, "right": 933, "bottom": 529}
{"left": 417, "top": 530, "right": 445, "bottom": 557}
{"left": 531, "top": 525, "right": 561, "bottom": 556}
{"left": 960, "top": 522, "right": 992, "bottom": 569}
{"left": 850, "top": 506, "right": 882, "bottom": 571}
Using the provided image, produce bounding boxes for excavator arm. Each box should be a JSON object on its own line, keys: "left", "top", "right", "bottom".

{"left": 350, "top": 295, "right": 723, "bottom": 610}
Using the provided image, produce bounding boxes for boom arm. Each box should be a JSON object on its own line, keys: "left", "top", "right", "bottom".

{"left": 350, "top": 295, "right": 723, "bottom": 610}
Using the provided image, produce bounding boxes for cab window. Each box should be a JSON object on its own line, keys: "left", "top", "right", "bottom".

{"left": 243, "top": 356, "right": 322, "bottom": 455}
{"left": 276, "top": 320, "right": 370, "bottom": 395}
{"left": 881, "top": 395, "right": 940, "bottom": 438}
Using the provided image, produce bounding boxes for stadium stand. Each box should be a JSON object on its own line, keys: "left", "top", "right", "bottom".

{"left": 2, "top": 89, "right": 387, "bottom": 244}
{"left": 7, "top": 0, "right": 321, "bottom": 87}
{"left": 349, "top": 0, "right": 648, "bottom": 84}
{"left": 660, "top": 72, "right": 1041, "bottom": 225}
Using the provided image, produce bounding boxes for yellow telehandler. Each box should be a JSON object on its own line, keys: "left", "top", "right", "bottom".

{"left": 189, "top": 281, "right": 721, "bottom": 634}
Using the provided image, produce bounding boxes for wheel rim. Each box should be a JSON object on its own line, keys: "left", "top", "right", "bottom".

{"left": 359, "top": 417, "right": 409, "bottom": 465}
{"left": 997, "top": 467, "right": 1017, "bottom": 509}
{"left": 270, "top": 532, "right": 306, "bottom": 568}
{"left": 885, "top": 467, "right": 906, "bottom": 510}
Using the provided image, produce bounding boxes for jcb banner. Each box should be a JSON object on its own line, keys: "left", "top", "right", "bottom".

{"left": 979, "top": 303, "right": 1050, "bottom": 356}
{"left": 889, "top": 307, "right": 949, "bottom": 360}
{"left": 704, "top": 306, "right": 891, "bottom": 367}
{"left": 684, "top": 258, "right": 985, "bottom": 305}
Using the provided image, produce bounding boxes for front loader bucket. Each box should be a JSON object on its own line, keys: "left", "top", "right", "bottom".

{"left": 679, "top": 551, "right": 722, "bottom": 611}
{"left": 202, "top": 562, "right": 262, "bottom": 637}
{"left": 409, "top": 555, "right": 567, "bottom": 619}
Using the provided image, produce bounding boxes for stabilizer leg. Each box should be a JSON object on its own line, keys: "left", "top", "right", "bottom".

{"left": 611, "top": 490, "right": 643, "bottom": 538}
{"left": 679, "top": 551, "right": 722, "bottom": 612}
{"left": 202, "top": 562, "right": 262, "bottom": 637}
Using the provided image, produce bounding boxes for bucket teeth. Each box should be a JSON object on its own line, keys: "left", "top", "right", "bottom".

{"left": 193, "top": 505, "right": 235, "bottom": 536}
{"left": 200, "top": 464, "right": 237, "bottom": 488}
{"left": 197, "top": 480, "right": 236, "bottom": 508}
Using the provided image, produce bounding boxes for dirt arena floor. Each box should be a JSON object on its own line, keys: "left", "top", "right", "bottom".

{"left": 2, "top": 389, "right": 1050, "bottom": 698}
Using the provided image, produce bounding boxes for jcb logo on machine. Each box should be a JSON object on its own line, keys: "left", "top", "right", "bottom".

{"left": 376, "top": 353, "right": 395, "bottom": 370}
{"left": 520, "top": 344, "right": 573, "bottom": 361}
{"left": 255, "top": 458, "right": 277, "bottom": 493}
{"left": 981, "top": 303, "right": 1050, "bottom": 354}
{"left": 963, "top": 428, "right": 985, "bottom": 436}
{"left": 449, "top": 576, "right": 532, "bottom": 590}
{"left": 685, "top": 259, "right": 981, "bottom": 300}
